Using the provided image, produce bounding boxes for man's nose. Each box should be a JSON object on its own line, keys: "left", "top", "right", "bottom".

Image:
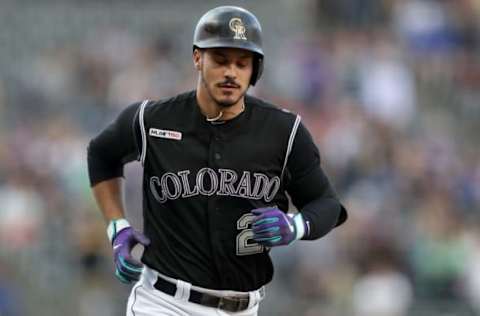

{"left": 224, "top": 63, "right": 237, "bottom": 79}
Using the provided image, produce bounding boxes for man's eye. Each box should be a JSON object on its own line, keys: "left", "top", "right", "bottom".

{"left": 215, "top": 58, "right": 227, "bottom": 64}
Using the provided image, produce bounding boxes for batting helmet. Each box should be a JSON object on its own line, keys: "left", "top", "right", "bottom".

{"left": 193, "top": 6, "right": 264, "bottom": 86}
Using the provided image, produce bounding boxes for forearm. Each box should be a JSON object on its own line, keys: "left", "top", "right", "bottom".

{"left": 94, "top": 178, "right": 149, "bottom": 284}
{"left": 287, "top": 166, "right": 347, "bottom": 240}
{"left": 300, "top": 197, "right": 342, "bottom": 240}
{"left": 92, "top": 178, "right": 126, "bottom": 223}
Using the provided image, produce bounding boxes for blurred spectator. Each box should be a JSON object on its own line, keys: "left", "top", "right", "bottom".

{"left": 464, "top": 225, "right": 480, "bottom": 314}
{"left": 107, "top": 36, "right": 182, "bottom": 107}
{"left": 0, "top": 261, "right": 22, "bottom": 316}
{"left": 393, "top": 0, "right": 459, "bottom": 55}
{"left": 352, "top": 244, "right": 412, "bottom": 316}
{"left": 0, "top": 174, "right": 45, "bottom": 252}
{"left": 314, "top": 0, "right": 389, "bottom": 28}
{"left": 358, "top": 37, "right": 416, "bottom": 129}
{"left": 411, "top": 192, "right": 469, "bottom": 301}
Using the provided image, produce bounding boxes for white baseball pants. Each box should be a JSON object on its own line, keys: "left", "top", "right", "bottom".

{"left": 126, "top": 266, "right": 264, "bottom": 316}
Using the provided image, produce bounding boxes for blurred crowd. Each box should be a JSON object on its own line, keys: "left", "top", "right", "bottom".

{"left": 0, "top": 0, "right": 479, "bottom": 315}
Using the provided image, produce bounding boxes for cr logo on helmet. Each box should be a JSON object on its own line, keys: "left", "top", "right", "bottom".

{"left": 229, "top": 18, "right": 247, "bottom": 40}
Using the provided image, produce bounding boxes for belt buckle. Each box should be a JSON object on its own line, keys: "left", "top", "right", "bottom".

{"left": 218, "top": 296, "right": 250, "bottom": 312}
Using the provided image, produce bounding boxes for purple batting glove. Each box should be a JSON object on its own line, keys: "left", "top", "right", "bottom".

{"left": 251, "top": 207, "right": 306, "bottom": 247}
{"left": 112, "top": 227, "right": 150, "bottom": 284}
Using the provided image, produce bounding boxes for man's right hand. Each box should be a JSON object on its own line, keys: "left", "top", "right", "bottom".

{"left": 111, "top": 225, "right": 151, "bottom": 284}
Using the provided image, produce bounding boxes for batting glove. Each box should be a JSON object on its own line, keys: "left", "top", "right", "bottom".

{"left": 107, "top": 219, "right": 150, "bottom": 284}
{"left": 251, "top": 207, "right": 306, "bottom": 247}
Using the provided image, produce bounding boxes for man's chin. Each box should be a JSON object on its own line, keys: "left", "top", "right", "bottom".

{"left": 214, "top": 95, "right": 238, "bottom": 108}
{"left": 216, "top": 100, "right": 236, "bottom": 108}
{"left": 214, "top": 90, "right": 247, "bottom": 108}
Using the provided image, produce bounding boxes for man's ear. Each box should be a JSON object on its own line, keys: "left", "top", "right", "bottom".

{"left": 193, "top": 49, "right": 202, "bottom": 70}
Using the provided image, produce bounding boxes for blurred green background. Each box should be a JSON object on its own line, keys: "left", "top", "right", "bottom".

{"left": 0, "top": 0, "right": 479, "bottom": 315}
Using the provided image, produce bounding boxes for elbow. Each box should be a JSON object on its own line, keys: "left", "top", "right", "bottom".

{"left": 87, "top": 139, "right": 101, "bottom": 187}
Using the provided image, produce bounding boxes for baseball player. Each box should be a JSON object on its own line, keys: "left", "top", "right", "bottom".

{"left": 87, "top": 6, "right": 347, "bottom": 316}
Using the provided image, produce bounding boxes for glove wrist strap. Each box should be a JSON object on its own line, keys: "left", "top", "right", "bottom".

{"left": 288, "top": 213, "right": 306, "bottom": 241}
{"left": 107, "top": 218, "right": 131, "bottom": 244}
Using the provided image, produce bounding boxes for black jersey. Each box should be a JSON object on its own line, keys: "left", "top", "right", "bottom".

{"left": 88, "top": 90, "right": 347, "bottom": 291}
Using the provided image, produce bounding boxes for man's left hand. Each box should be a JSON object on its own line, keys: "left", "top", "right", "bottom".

{"left": 251, "top": 207, "right": 305, "bottom": 247}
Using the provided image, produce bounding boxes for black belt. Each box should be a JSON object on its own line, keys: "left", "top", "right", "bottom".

{"left": 154, "top": 277, "right": 251, "bottom": 312}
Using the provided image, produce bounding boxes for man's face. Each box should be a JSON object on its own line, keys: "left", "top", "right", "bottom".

{"left": 194, "top": 47, "right": 253, "bottom": 108}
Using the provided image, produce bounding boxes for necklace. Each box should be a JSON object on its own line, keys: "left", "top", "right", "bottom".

{"left": 206, "top": 103, "right": 245, "bottom": 122}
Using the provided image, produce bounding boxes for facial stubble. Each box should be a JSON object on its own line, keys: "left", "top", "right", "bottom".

{"left": 200, "top": 65, "right": 247, "bottom": 109}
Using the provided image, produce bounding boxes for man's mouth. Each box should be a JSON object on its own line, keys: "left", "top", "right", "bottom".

{"left": 218, "top": 83, "right": 240, "bottom": 89}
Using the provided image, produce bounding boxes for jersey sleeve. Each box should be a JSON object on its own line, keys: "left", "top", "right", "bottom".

{"left": 285, "top": 121, "right": 348, "bottom": 240}
{"left": 87, "top": 102, "right": 142, "bottom": 186}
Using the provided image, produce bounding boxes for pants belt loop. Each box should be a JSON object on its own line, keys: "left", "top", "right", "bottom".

{"left": 182, "top": 281, "right": 191, "bottom": 302}
{"left": 247, "top": 286, "right": 264, "bottom": 308}
{"left": 143, "top": 266, "right": 155, "bottom": 290}
{"left": 174, "top": 280, "right": 183, "bottom": 300}
{"left": 175, "top": 279, "right": 191, "bottom": 302}
{"left": 247, "top": 292, "right": 255, "bottom": 309}
{"left": 256, "top": 286, "right": 265, "bottom": 304}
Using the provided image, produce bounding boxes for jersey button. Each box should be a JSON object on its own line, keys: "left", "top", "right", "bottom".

{"left": 215, "top": 153, "right": 221, "bottom": 160}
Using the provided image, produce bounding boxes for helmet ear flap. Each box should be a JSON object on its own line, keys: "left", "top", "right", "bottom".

{"left": 250, "top": 54, "right": 264, "bottom": 86}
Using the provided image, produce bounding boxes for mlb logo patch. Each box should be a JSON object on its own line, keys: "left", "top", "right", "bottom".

{"left": 149, "top": 128, "right": 182, "bottom": 140}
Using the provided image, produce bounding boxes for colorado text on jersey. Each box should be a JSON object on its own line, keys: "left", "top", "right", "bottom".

{"left": 149, "top": 168, "right": 281, "bottom": 203}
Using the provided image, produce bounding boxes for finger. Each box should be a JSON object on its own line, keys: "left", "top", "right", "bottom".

{"left": 254, "top": 236, "right": 282, "bottom": 245}
{"left": 117, "top": 263, "right": 142, "bottom": 280}
{"left": 117, "top": 259, "right": 142, "bottom": 276}
{"left": 251, "top": 207, "right": 277, "bottom": 216}
{"left": 133, "top": 231, "right": 151, "bottom": 246}
{"left": 121, "top": 256, "right": 144, "bottom": 271}
{"left": 116, "top": 259, "right": 143, "bottom": 281}
{"left": 262, "top": 237, "right": 282, "bottom": 246}
{"left": 115, "top": 269, "right": 131, "bottom": 284}
{"left": 253, "top": 231, "right": 280, "bottom": 240}
{"left": 252, "top": 225, "right": 280, "bottom": 235}
{"left": 252, "top": 217, "right": 279, "bottom": 227}
{"left": 115, "top": 269, "right": 135, "bottom": 284}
